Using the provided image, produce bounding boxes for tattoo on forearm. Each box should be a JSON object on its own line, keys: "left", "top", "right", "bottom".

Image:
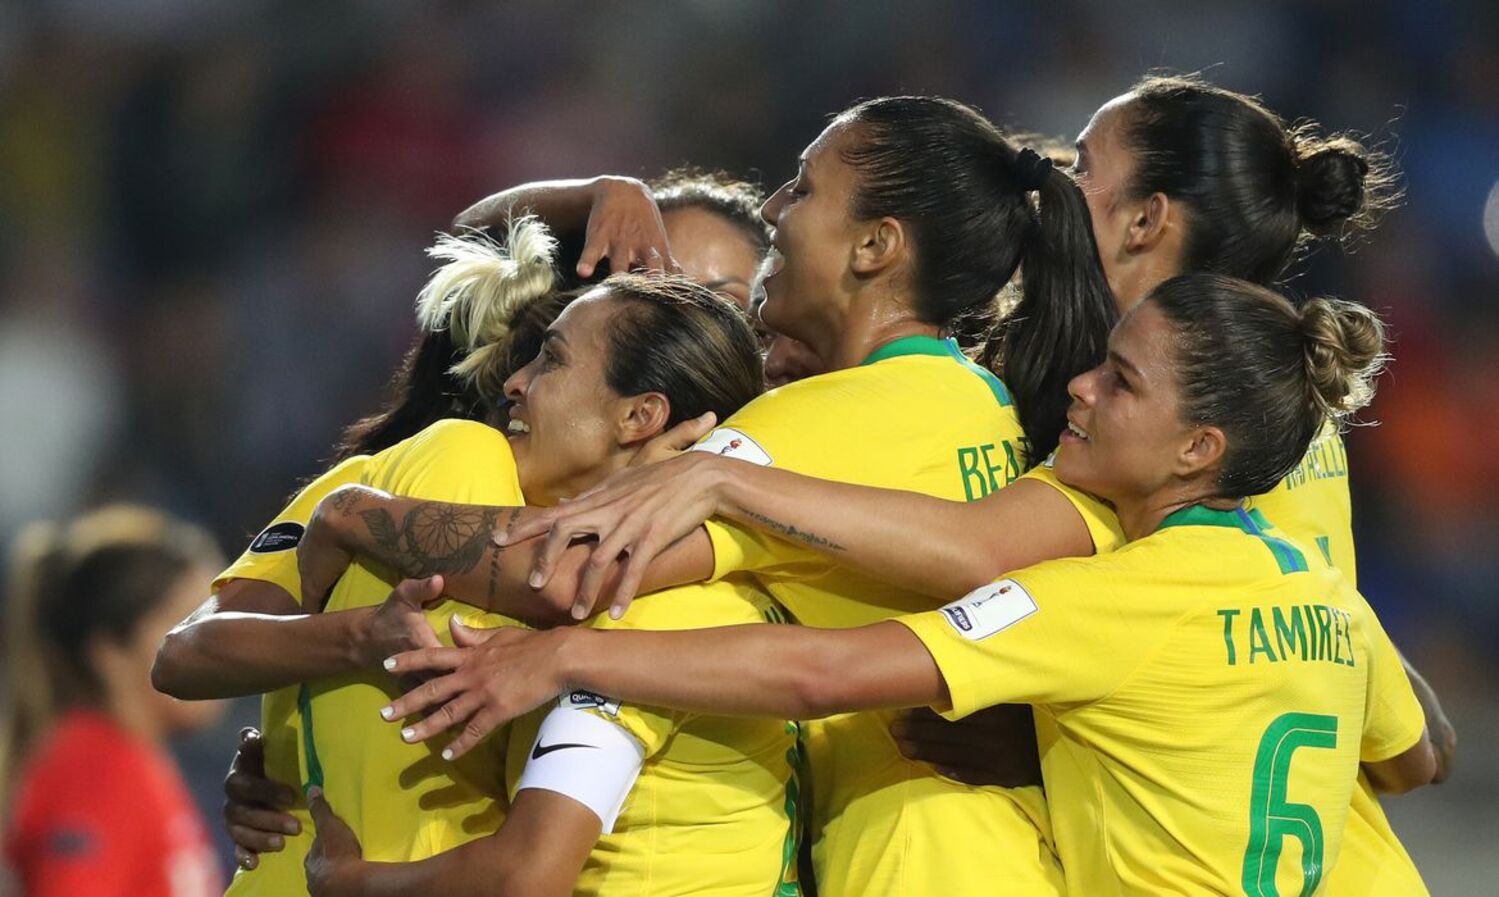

{"left": 358, "top": 503, "right": 503, "bottom": 578}
{"left": 742, "top": 510, "right": 847, "bottom": 553}
{"left": 487, "top": 509, "right": 523, "bottom": 604}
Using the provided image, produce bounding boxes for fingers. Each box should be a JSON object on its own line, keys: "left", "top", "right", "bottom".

{"left": 577, "top": 239, "right": 606, "bottom": 279}
{"left": 381, "top": 646, "right": 466, "bottom": 679}
{"left": 305, "top": 787, "right": 333, "bottom": 829}
{"left": 391, "top": 574, "right": 445, "bottom": 608}
{"left": 450, "top": 616, "right": 497, "bottom": 648}
{"left": 226, "top": 802, "right": 299, "bottom": 847}
{"left": 225, "top": 768, "right": 298, "bottom": 810}
{"left": 532, "top": 519, "right": 589, "bottom": 594}
{"left": 230, "top": 726, "right": 266, "bottom": 776}
{"left": 607, "top": 534, "right": 662, "bottom": 620}
{"left": 399, "top": 689, "right": 485, "bottom": 748}
{"left": 434, "top": 706, "right": 504, "bottom": 762}
{"left": 379, "top": 665, "right": 467, "bottom": 720}
{"left": 498, "top": 507, "right": 558, "bottom": 546}
{"left": 234, "top": 845, "right": 261, "bottom": 870}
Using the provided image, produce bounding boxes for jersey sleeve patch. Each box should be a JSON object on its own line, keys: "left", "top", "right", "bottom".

{"left": 939, "top": 579, "right": 1038, "bottom": 640}
{"left": 562, "top": 689, "right": 621, "bottom": 717}
{"left": 248, "top": 521, "right": 304, "bottom": 553}
{"left": 690, "top": 427, "right": 773, "bottom": 466}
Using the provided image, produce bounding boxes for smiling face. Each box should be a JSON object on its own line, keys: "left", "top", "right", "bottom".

{"left": 662, "top": 206, "right": 762, "bottom": 312}
{"left": 503, "top": 291, "right": 639, "bottom": 505}
{"left": 757, "top": 122, "right": 866, "bottom": 350}
{"left": 1052, "top": 300, "right": 1200, "bottom": 507}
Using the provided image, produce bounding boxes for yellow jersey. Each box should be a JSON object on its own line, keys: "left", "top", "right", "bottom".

{"left": 505, "top": 583, "right": 801, "bottom": 896}
{"left": 899, "top": 504, "right": 1427, "bottom": 896}
{"left": 217, "top": 453, "right": 371, "bottom": 897}
{"left": 696, "top": 336, "right": 1062, "bottom": 896}
{"left": 301, "top": 420, "right": 523, "bottom": 862}
{"left": 1032, "top": 430, "right": 1429, "bottom": 894}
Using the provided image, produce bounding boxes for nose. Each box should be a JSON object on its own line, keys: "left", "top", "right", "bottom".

{"left": 760, "top": 182, "right": 789, "bottom": 227}
{"left": 503, "top": 360, "right": 533, "bottom": 405}
{"left": 1067, "top": 366, "right": 1099, "bottom": 407}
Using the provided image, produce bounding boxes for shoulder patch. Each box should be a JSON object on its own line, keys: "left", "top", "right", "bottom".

{"left": 562, "top": 689, "right": 621, "bottom": 717}
{"left": 248, "top": 521, "right": 305, "bottom": 554}
{"left": 939, "top": 579, "right": 1038, "bottom": 640}
{"left": 690, "top": 427, "right": 773, "bottom": 466}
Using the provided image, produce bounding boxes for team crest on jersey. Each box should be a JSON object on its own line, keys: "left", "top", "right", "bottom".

{"left": 248, "top": 522, "right": 304, "bottom": 553}
{"left": 563, "top": 689, "right": 621, "bottom": 717}
{"left": 690, "top": 428, "right": 773, "bottom": 466}
{"left": 939, "top": 579, "right": 1037, "bottom": 640}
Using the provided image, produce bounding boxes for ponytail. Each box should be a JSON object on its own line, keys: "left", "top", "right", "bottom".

{"left": 1, "top": 523, "right": 65, "bottom": 810}
{"left": 988, "top": 158, "right": 1119, "bottom": 463}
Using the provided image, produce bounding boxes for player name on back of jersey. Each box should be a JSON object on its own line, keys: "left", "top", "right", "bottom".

{"left": 1216, "top": 604, "right": 1358, "bottom": 667}
{"left": 1282, "top": 434, "right": 1348, "bottom": 490}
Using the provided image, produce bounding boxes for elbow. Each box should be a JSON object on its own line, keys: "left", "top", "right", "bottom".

{"left": 786, "top": 652, "right": 846, "bottom": 720}
{"left": 1370, "top": 738, "right": 1440, "bottom": 796}
{"left": 151, "top": 634, "right": 192, "bottom": 699}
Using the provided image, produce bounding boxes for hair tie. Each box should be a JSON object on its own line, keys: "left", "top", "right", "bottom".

{"left": 1014, "top": 148, "right": 1054, "bottom": 192}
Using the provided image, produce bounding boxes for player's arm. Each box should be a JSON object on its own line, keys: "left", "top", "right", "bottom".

{"left": 152, "top": 577, "right": 390, "bottom": 699}
{"left": 1362, "top": 733, "right": 1438, "bottom": 795}
{"left": 1400, "top": 653, "right": 1456, "bottom": 783}
{"left": 452, "top": 176, "right": 675, "bottom": 278}
{"left": 306, "top": 788, "right": 593, "bottom": 897}
{"left": 507, "top": 450, "right": 1095, "bottom": 615}
{"left": 383, "top": 619, "right": 945, "bottom": 760}
{"left": 298, "top": 485, "right": 712, "bottom": 626}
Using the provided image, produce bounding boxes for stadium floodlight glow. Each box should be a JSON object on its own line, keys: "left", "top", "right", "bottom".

{"left": 1484, "top": 179, "right": 1499, "bottom": 261}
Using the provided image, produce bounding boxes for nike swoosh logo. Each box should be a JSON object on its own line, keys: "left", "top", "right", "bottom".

{"left": 531, "top": 741, "right": 598, "bottom": 760}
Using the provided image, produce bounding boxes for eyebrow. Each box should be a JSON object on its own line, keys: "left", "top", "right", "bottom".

{"left": 542, "top": 330, "right": 567, "bottom": 347}
{"left": 1108, "top": 347, "right": 1143, "bottom": 381}
{"left": 706, "top": 277, "right": 750, "bottom": 291}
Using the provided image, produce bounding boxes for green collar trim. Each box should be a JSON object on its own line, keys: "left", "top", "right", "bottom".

{"left": 860, "top": 336, "right": 1014, "bottom": 407}
{"left": 1158, "top": 504, "right": 1308, "bottom": 575}
{"left": 859, "top": 334, "right": 951, "bottom": 365}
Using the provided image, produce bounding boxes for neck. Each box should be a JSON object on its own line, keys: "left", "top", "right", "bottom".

{"left": 1111, "top": 487, "right": 1237, "bottom": 542}
{"left": 818, "top": 293, "right": 940, "bottom": 371}
{"left": 1113, "top": 257, "right": 1181, "bottom": 312}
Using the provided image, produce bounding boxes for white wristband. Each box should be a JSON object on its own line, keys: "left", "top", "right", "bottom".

{"left": 515, "top": 702, "right": 645, "bottom": 833}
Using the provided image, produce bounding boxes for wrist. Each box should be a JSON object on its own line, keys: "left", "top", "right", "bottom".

{"left": 553, "top": 627, "right": 598, "bottom": 694}
{"left": 346, "top": 605, "right": 382, "bottom": 669}
{"left": 713, "top": 458, "right": 757, "bottom": 521}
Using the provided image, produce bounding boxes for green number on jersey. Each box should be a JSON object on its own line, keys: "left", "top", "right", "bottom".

{"left": 1241, "top": 712, "right": 1338, "bottom": 896}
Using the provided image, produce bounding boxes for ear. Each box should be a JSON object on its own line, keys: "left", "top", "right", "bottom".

{"left": 1174, "top": 424, "right": 1227, "bottom": 479}
{"left": 850, "top": 216, "right": 906, "bottom": 276}
{"left": 616, "top": 392, "right": 672, "bottom": 446}
{"left": 1123, "top": 192, "right": 1175, "bottom": 254}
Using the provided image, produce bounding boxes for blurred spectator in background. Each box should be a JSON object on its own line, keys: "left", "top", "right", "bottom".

{"left": 1, "top": 506, "right": 225, "bottom": 897}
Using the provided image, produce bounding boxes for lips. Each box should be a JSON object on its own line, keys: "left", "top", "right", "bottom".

{"left": 761, "top": 246, "right": 785, "bottom": 280}
{"left": 1059, "top": 416, "right": 1089, "bottom": 444}
{"left": 507, "top": 407, "right": 531, "bottom": 436}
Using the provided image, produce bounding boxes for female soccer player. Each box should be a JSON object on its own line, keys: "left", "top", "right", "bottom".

{"left": 3, "top": 506, "right": 225, "bottom": 897}
{"left": 362, "top": 77, "right": 1439, "bottom": 894}
{"left": 382, "top": 274, "right": 1437, "bottom": 897}
{"left": 299, "top": 94, "right": 1119, "bottom": 896}
{"left": 158, "top": 170, "right": 777, "bottom": 887}
{"left": 543, "top": 78, "right": 1441, "bottom": 892}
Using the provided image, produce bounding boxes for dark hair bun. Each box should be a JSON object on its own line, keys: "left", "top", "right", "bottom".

{"left": 1291, "top": 133, "right": 1397, "bottom": 239}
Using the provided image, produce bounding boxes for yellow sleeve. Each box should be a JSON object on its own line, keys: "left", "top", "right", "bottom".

{"left": 363, "top": 419, "right": 525, "bottom": 505}
{"left": 1356, "top": 596, "right": 1426, "bottom": 763}
{"left": 895, "top": 557, "right": 1150, "bottom": 717}
{"left": 691, "top": 382, "right": 848, "bottom": 581}
{"left": 1019, "top": 458, "right": 1126, "bottom": 554}
{"left": 578, "top": 582, "right": 777, "bottom": 756}
{"left": 213, "top": 454, "right": 372, "bottom": 599}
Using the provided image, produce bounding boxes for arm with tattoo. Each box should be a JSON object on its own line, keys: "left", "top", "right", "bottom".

{"left": 299, "top": 486, "right": 712, "bottom": 627}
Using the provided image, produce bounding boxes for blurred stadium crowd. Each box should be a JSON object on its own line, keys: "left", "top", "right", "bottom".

{"left": 1, "top": 0, "right": 1496, "bottom": 890}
